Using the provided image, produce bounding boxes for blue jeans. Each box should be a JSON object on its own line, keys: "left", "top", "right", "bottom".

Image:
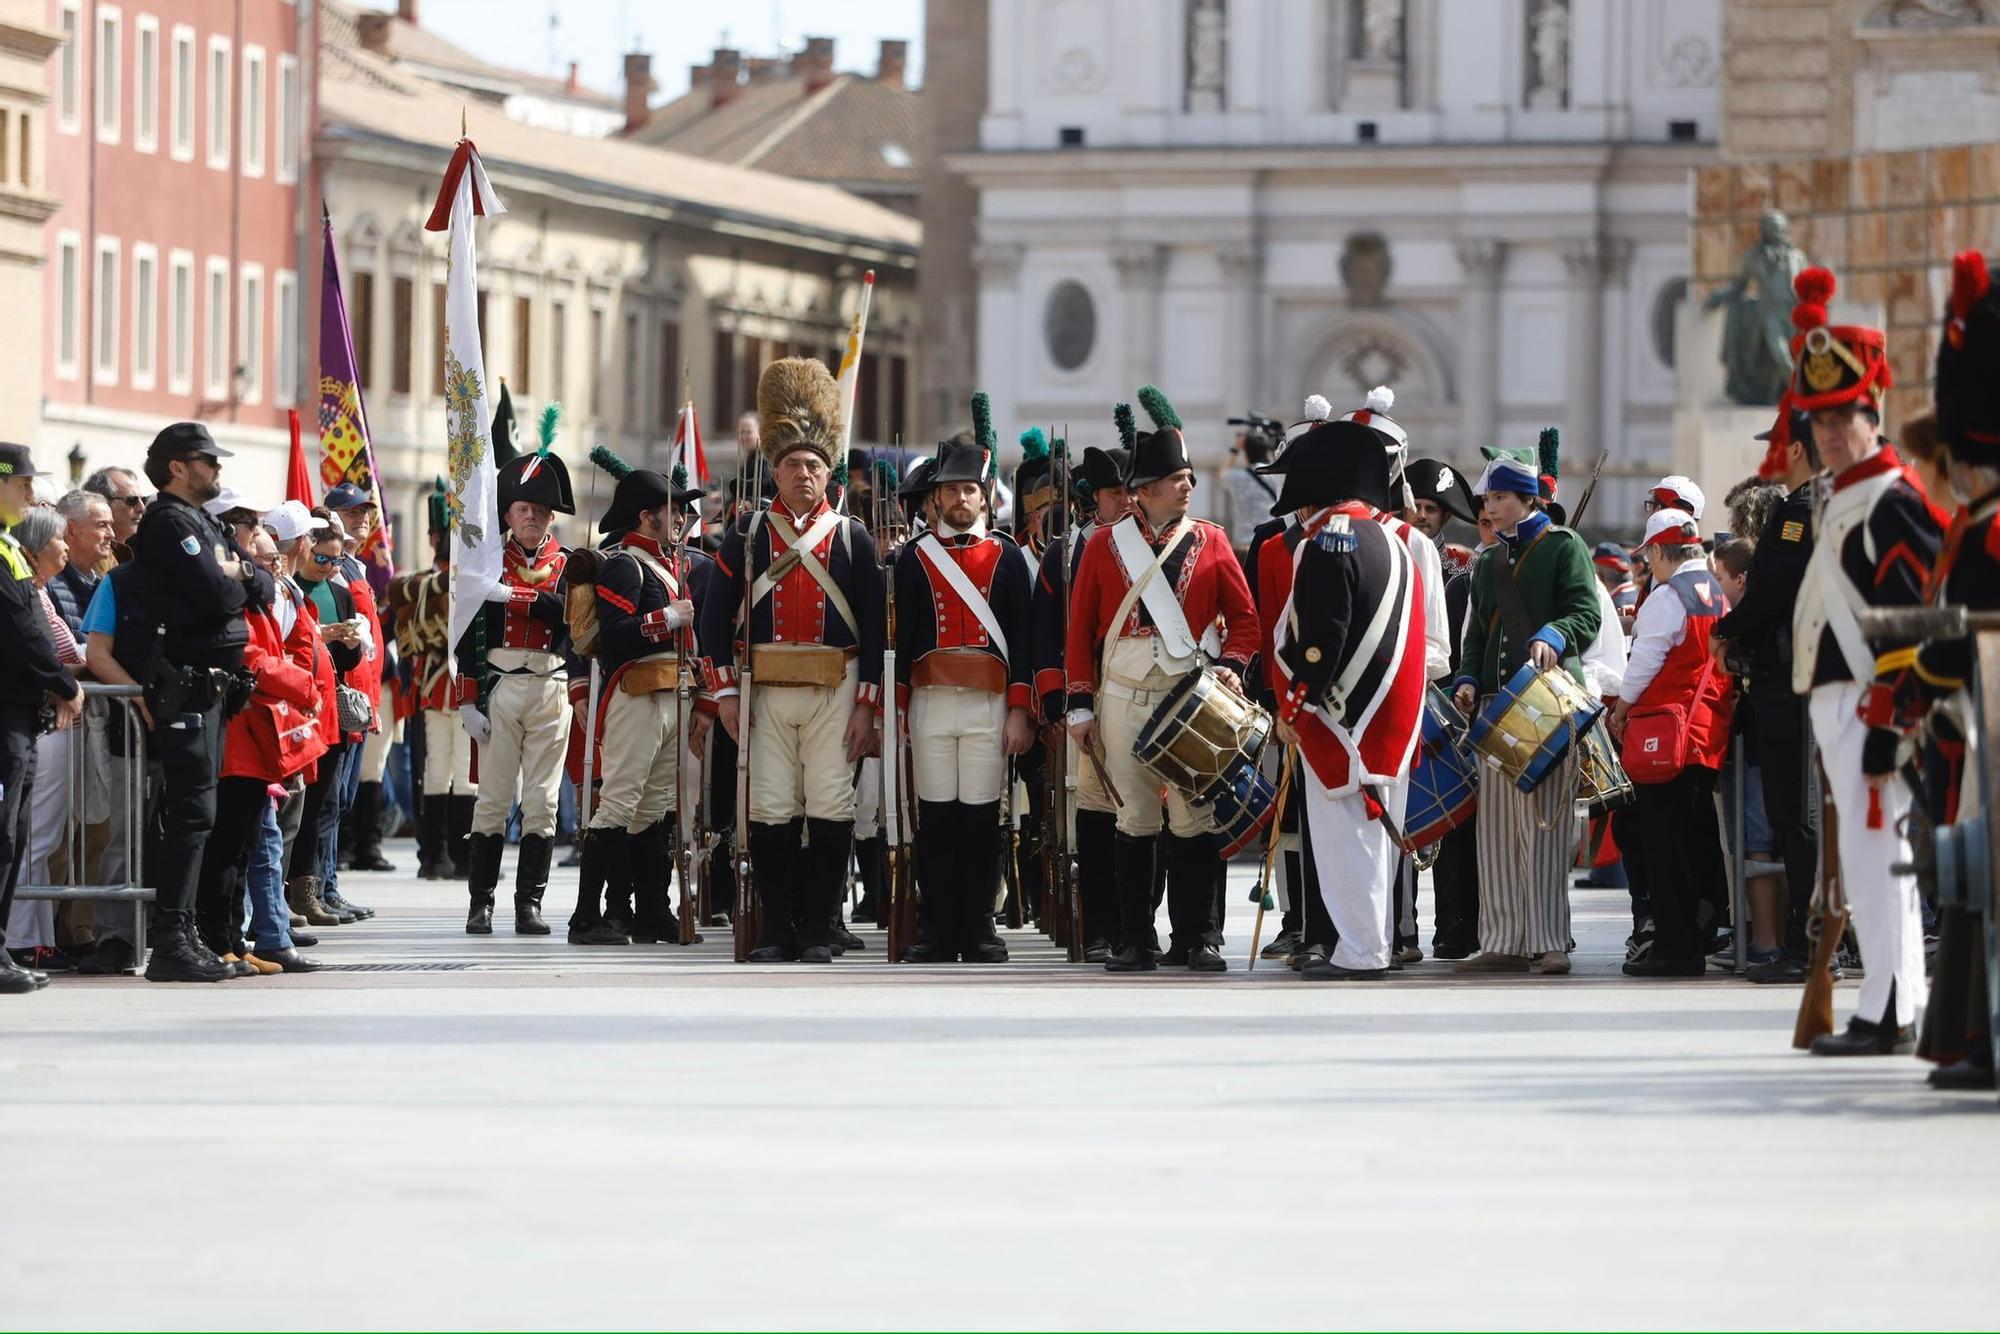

{"left": 245, "top": 793, "right": 294, "bottom": 952}
{"left": 321, "top": 743, "right": 365, "bottom": 895}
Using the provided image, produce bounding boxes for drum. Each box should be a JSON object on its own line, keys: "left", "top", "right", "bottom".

{"left": 1468, "top": 663, "right": 1603, "bottom": 794}
{"left": 1385, "top": 683, "right": 1480, "bottom": 856}
{"left": 1206, "top": 756, "right": 1278, "bottom": 858}
{"left": 1576, "top": 715, "right": 1636, "bottom": 819}
{"left": 1134, "top": 669, "right": 1272, "bottom": 802}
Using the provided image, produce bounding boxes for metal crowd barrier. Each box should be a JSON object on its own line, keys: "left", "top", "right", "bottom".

{"left": 15, "top": 684, "right": 153, "bottom": 960}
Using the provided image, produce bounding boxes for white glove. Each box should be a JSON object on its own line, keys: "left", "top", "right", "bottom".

{"left": 483, "top": 581, "right": 515, "bottom": 604}
{"left": 460, "top": 703, "right": 492, "bottom": 747}
{"left": 667, "top": 598, "right": 694, "bottom": 629}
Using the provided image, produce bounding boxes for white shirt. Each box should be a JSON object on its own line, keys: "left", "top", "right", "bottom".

{"left": 1620, "top": 558, "right": 1710, "bottom": 702}
{"left": 1581, "top": 579, "right": 1628, "bottom": 701}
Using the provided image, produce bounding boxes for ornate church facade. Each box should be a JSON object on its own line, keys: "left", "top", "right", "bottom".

{"left": 950, "top": 0, "right": 1721, "bottom": 519}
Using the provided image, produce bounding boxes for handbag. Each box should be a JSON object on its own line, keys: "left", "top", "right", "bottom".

{"left": 335, "top": 681, "right": 375, "bottom": 733}
{"left": 1620, "top": 652, "right": 1718, "bottom": 784}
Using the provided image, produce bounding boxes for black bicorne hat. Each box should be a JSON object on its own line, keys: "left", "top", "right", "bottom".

{"left": 1076, "top": 446, "right": 1129, "bottom": 493}
{"left": 1124, "top": 384, "right": 1191, "bottom": 489}
{"left": 1404, "top": 458, "right": 1476, "bottom": 526}
{"left": 928, "top": 439, "right": 992, "bottom": 489}
{"left": 1937, "top": 249, "right": 2000, "bottom": 466}
{"left": 497, "top": 451, "right": 576, "bottom": 516}
{"left": 1269, "top": 420, "right": 1393, "bottom": 516}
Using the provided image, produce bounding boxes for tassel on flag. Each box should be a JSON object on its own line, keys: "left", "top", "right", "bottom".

{"left": 423, "top": 135, "right": 508, "bottom": 675}
{"left": 285, "top": 408, "right": 314, "bottom": 505}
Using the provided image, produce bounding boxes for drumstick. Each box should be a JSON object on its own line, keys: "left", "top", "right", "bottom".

{"left": 1082, "top": 738, "right": 1125, "bottom": 810}
{"left": 1246, "top": 746, "right": 1296, "bottom": 973}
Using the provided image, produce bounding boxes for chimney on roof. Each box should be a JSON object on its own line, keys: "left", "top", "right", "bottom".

{"left": 799, "top": 35, "right": 835, "bottom": 95}
{"left": 710, "top": 47, "right": 742, "bottom": 109}
{"left": 876, "top": 39, "right": 907, "bottom": 89}
{"left": 689, "top": 62, "right": 708, "bottom": 95}
{"left": 357, "top": 12, "right": 391, "bottom": 53}
{"left": 623, "top": 51, "right": 656, "bottom": 134}
{"left": 397, "top": 0, "right": 419, "bottom": 24}
{"left": 745, "top": 56, "right": 782, "bottom": 83}
{"left": 566, "top": 61, "right": 578, "bottom": 94}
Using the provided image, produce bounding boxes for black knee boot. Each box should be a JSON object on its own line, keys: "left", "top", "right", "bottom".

{"left": 448, "top": 795, "right": 476, "bottom": 878}
{"left": 465, "top": 831, "right": 504, "bottom": 934}
{"left": 1106, "top": 832, "right": 1159, "bottom": 972}
{"left": 905, "top": 800, "right": 955, "bottom": 962}
{"left": 798, "top": 818, "right": 851, "bottom": 964}
{"left": 567, "top": 829, "right": 628, "bottom": 945}
{"left": 853, "top": 835, "right": 886, "bottom": 924}
{"left": 628, "top": 822, "right": 669, "bottom": 943}
{"left": 960, "top": 802, "right": 1008, "bottom": 963}
{"left": 1076, "top": 809, "right": 1119, "bottom": 962}
{"left": 514, "top": 833, "right": 553, "bottom": 935}
{"left": 745, "top": 819, "right": 801, "bottom": 961}
{"left": 1165, "top": 832, "right": 1226, "bottom": 972}
{"left": 419, "top": 795, "right": 451, "bottom": 879}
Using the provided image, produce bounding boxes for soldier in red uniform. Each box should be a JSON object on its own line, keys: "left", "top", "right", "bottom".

{"left": 895, "top": 431, "right": 1036, "bottom": 962}
{"left": 458, "top": 443, "right": 574, "bottom": 936}
{"left": 1065, "top": 385, "right": 1258, "bottom": 973}
{"left": 697, "top": 358, "right": 886, "bottom": 964}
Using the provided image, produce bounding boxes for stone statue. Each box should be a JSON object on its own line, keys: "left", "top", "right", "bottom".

{"left": 1188, "top": 0, "right": 1227, "bottom": 112}
{"left": 1703, "top": 211, "right": 1810, "bottom": 407}
{"left": 1528, "top": 0, "right": 1569, "bottom": 107}
{"left": 1359, "top": 0, "right": 1404, "bottom": 62}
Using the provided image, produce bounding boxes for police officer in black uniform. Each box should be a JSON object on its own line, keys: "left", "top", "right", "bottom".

{"left": 1710, "top": 404, "right": 1819, "bottom": 982}
{"left": 133, "top": 422, "right": 259, "bottom": 983}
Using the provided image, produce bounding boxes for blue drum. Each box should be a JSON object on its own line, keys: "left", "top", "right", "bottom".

{"left": 1205, "top": 756, "right": 1277, "bottom": 859}
{"left": 1385, "top": 683, "right": 1480, "bottom": 856}
{"left": 1468, "top": 662, "right": 1604, "bottom": 794}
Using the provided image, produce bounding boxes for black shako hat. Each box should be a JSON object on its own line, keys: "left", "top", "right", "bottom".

{"left": 1938, "top": 249, "right": 2000, "bottom": 467}
{"left": 1404, "top": 458, "right": 1477, "bottom": 526}
{"left": 1270, "top": 420, "right": 1393, "bottom": 516}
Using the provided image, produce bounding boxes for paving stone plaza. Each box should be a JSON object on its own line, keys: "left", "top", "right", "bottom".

{"left": 2, "top": 848, "right": 1994, "bottom": 1329}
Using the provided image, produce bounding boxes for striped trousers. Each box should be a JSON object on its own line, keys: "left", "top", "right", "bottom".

{"left": 1475, "top": 749, "right": 1581, "bottom": 956}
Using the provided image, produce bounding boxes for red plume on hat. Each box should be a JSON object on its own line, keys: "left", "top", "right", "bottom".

{"left": 1757, "top": 394, "right": 1794, "bottom": 480}
{"left": 1791, "top": 266, "right": 1836, "bottom": 333}
{"left": 1947, "top": 249, "right": 1990, "bottom": 350}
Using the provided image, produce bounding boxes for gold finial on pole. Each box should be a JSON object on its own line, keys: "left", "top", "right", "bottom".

{"left": 460, "top": 104, "right": 468, "bottom": 141}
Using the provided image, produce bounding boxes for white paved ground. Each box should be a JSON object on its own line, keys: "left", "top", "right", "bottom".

{"left": 2, "top": 841, "right": 1995, "bottom": 1330}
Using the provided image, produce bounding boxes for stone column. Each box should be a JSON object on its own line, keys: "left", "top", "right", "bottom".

{"left": 1112, "top": 241, "right": 1167, "bottom": 395}
{"left": 1217, "top": 240, "right": 1262, "bottom": 421}
{"left": 1454, "top": 238, "right": 1505, "bottom": 456}
{"left": 1596, "top": 237, "right": 1633, "bottom": 458}
{"left": 1561, "top": 236, "right": 1605, "bottom": 453}
{"left": 971, "top": 241, "right": 1025, "bottom": 433}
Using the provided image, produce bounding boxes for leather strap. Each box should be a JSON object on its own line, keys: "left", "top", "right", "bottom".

{"left": 754, "top": 509, "right": 856, "bottom": 638}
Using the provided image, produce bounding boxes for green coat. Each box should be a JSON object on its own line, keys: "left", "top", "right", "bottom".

{"left": 1455, "top": 518, "right": 1602, "bottom": 695}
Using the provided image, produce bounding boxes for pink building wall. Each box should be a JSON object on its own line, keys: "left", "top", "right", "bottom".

{"left": 43, "top": 0, "right": 309, "bottom": 480}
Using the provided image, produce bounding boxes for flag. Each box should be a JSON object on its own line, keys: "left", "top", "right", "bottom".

{"left": 285, "top": 408, "right": 314, "bottom": 505}
{"left": 833, "top": 269, "right": 876, "bottom": 451}
{"left": 423, "top": 137, "right": 507, "bottom": 672}
{"left": 318, "top": 212, "right": 395, "bottom": 591}
{"left": 673, "top": 397, "right": 708, "bottom": 484}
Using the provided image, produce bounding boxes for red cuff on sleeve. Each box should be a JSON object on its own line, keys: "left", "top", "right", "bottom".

{"left": 1861, "top": 679, "right": 1897, "bottom": 729}
{"left": 1007, "top": 683, "right": 1031, "bottom": 711}
{"left": 1033, "top": 667, "right": 1065, "bottom": 701}
{"left": 856, "top": 681, "right": 882, "bottom": 709}
{"left": 640, "top": 608, "right": 673, "bottom": 642}
{"left": 1277, "top": 679, "right": 1309, "bottom": 726}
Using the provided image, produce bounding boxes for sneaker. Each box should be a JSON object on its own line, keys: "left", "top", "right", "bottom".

{"left": 1625, "top": 925, "right": 1656, "bottom": 965}
{"left": 77, "top": 937, "right": 138, "bottom": 976}
{"left": 1836, "top": 939, "right": 1864, "bottom": 976}
{"left": 11, "top": 946, "right": 79, "bottom": 974}
{"left": 1393, "top": 945, "right": 1424, "bottom": 965}
{"left": 1744, "top": 953, "right": 1808, "bottom": 984}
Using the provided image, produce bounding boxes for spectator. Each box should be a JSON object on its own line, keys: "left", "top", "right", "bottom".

{"left": 82, "top": 465, "right": 147, "bottom": 563}
{"left": 325, "top": 482, "right": 397, "bottom": 875}
{"left": 6, "top": 506, "right": 87, "bottom": 974}
{"left": 194, "top": 498, "right": 324, "bottom": 974}
{"left": 1646, "top": 474, "right": 1707, "bottom": 522}
{"left": 0, "top": 444, "right": 83, "bottom": 996}
{"left": 296, "top": 507, "right": 370, "bottom": 922}
{"left": 74, "top": 538, "right": 154, "bottom": 975}
{"left": 1713, "top": 535, "right": 1786, "bottom": 966}
{"left": 1613, "top": 509, "right": 1734, "bottom": 976}
{"left": 132, "top": 422, "right": 256, "bottom": 984}
{"left": 317, "top": 488, "right": 384, "bottom": 912}
{"left": 1217, "top": 427, "right": 1280, "bottom": 556}
{"left": 49, "top": 490, "right": 117, "bottom": 953}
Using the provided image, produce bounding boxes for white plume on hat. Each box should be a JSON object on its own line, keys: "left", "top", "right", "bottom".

{"left": 1285, "top": 393, "right": 1334, "bottom": 445}
{"left": 1364, "top": 385, "right": 1394, "bottom": 414}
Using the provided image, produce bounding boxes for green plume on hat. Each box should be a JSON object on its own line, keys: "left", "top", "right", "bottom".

{"left": 833, "top": 454, "right": 850, "bottom": 490}
{"left": 671, "top": 462, "right": 690, "bottom": 490}
{"left": 1537, "top": 426, "right": 1560, "bottom": 485}
{"left": 589, "top": 443, "right": 634, "bottom": 480}
{"left": 538, "top": 402, "right": 561, "bottom": 456}
{"left": 873, "top": 457, "right": 899, "bottom": 490}
{"left": 1113, "top": 402, "right": 1137, "bottom": 451}
{"left": 1137, "top": 384, "right": 1182, "bottom": 432}
{"left": 1019, "top": 426, "right": 1049, "bottom": 461}
{"left": 971, "top": 391, "right": 996, "bottom": 457}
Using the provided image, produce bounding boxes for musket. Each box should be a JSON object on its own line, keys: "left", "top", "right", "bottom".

{"left": 1794, "top": 758, "right": 1846, "bottom": 1048}
{"left": 1058, "top": 425, "right": 1084, "bottom": 958}
{"left": 1245, "top": 746, "right": 1295, "bottom": 971}
{"left": 883, "top": 472, "right": 912, "bottom": 961}
{"left": 1566, "top": 449, "right": 1610, "bottom": 531}
{"left": 1001, "top": 759, "right": 1024, "bottom": 930}
{"left": 673, "top": 472, "right": 697, "bottom": 947}
{"left": 732, "top": 455, "right": 765, "bottom": 962}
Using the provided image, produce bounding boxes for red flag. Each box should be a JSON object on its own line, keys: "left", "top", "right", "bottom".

{"left": 285, "top": 408, "right": 315, "bottom": 505}
{"left": 675, "top": 399, "right": 710, "bottom": 484}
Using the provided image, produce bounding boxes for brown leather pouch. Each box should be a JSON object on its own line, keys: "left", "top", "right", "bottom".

{"left": 618, "top": 656, "right": 683, "bottom": 696}
{"left": 913, "top": 651, "right": 1007, "bottom": 695}
{"left": 751, "top": 644, "right": 851, "bottom": 688}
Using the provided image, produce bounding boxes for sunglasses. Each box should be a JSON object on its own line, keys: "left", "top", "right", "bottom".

{"left": 111, "top": 494, "right": 149, "bottom": 508}
{"left": 310, "top": 551, "right": 341, "bottom": 565}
